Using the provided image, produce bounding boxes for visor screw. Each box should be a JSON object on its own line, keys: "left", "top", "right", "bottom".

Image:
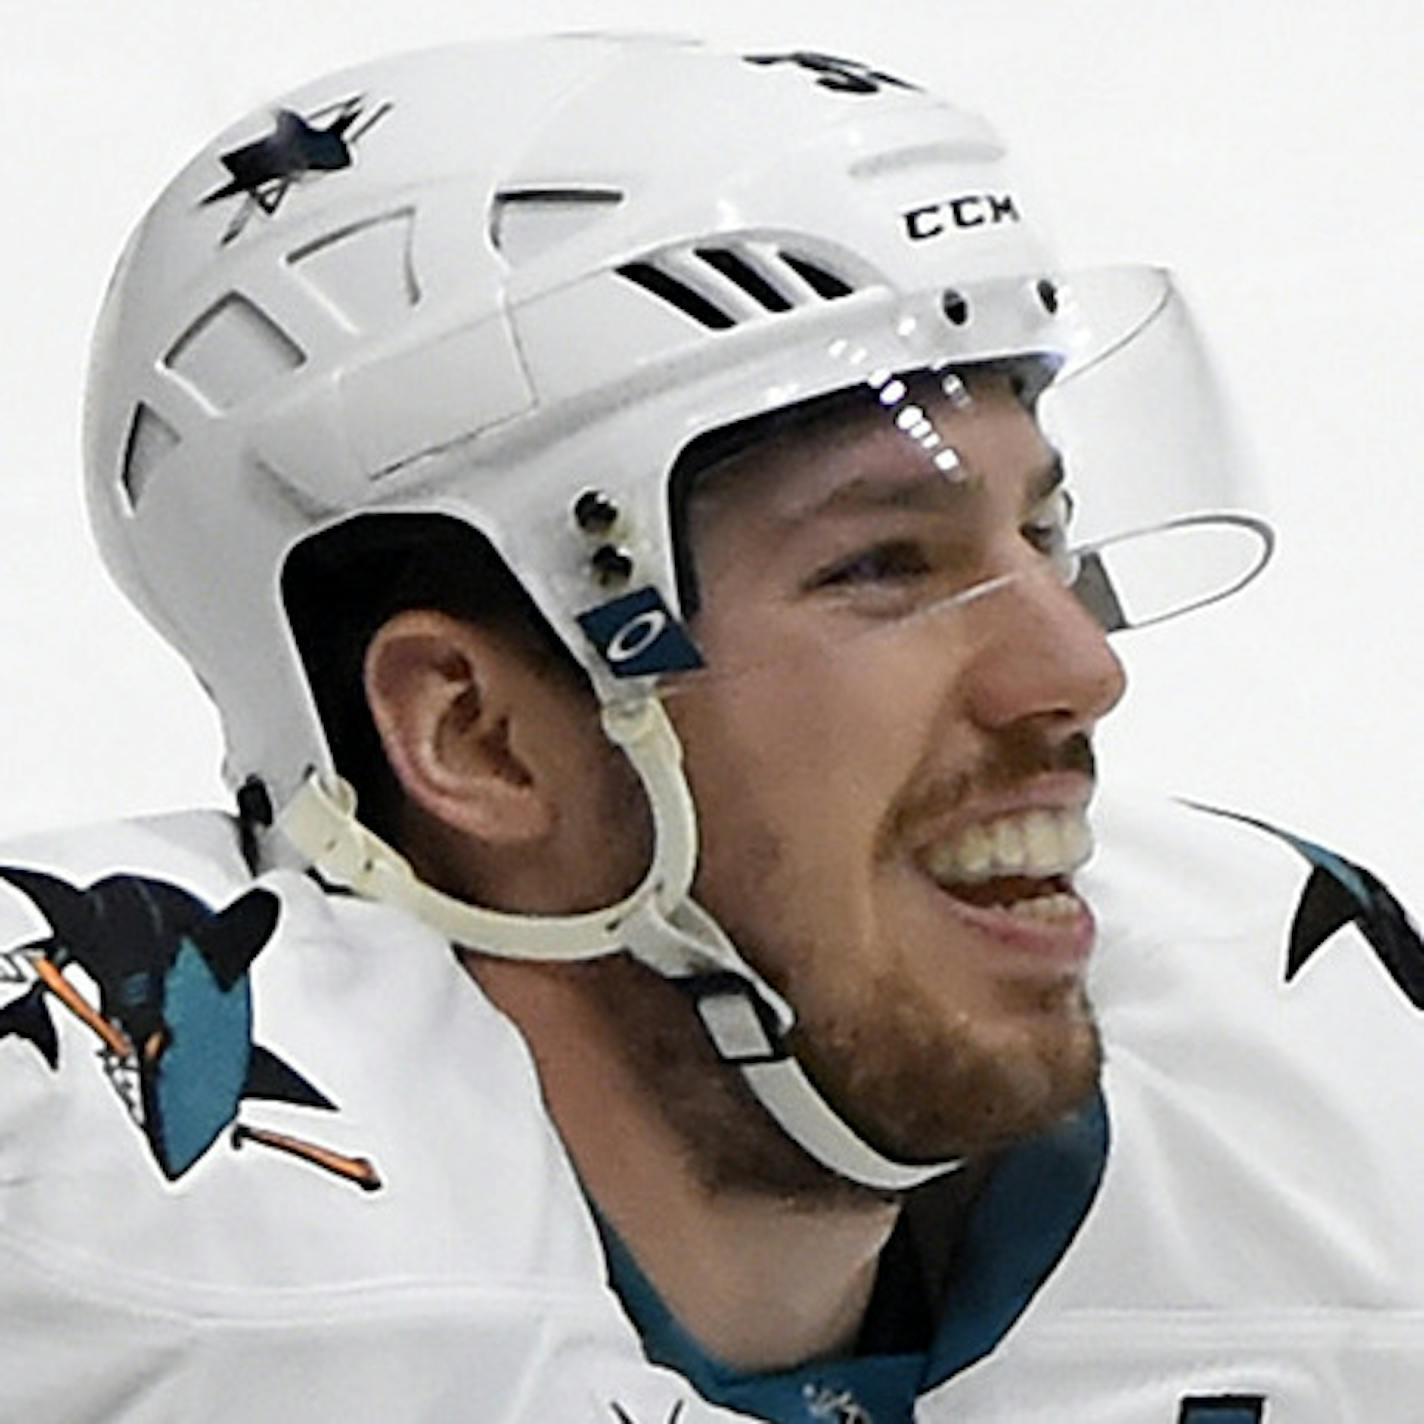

{"left": 941, "top": 289, "right": 971, "bottom": 327}
{"left": 591, "top": 544, "right": 635, "bottom": 585}
{"left": 1036, "top": 278, "right": 1060, "bottom": 315}
{"left": 574, "top": 490, "right": 620, "bottom": 534}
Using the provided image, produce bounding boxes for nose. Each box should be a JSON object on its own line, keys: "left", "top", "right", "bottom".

{"left": 960, "top": 562, "right": 1127, "bottom": 737}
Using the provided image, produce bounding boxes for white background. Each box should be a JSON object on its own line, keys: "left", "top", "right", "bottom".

{"left": 1, "top": 0, "right": 1420, "bottom": 884}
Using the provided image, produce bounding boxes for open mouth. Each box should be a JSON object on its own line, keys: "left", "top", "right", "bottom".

{"left": 918, "top": 806, "right": 1096, "bottom": 960}
{"left": 937, "top": 873, "right": 1082, "bottom": 922}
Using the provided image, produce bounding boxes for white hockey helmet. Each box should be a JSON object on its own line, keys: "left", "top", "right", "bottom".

{"left": 85, "top": 35, "right": 1269, "bottom": 1188}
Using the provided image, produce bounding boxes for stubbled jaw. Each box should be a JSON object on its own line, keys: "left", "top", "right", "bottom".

{"left": 918, "top": 806, "right": 1096, "bottom": 956}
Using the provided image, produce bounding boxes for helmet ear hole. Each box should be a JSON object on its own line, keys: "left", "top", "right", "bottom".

{"left": 281, "top": 514, "right": 586, "bottom": 846}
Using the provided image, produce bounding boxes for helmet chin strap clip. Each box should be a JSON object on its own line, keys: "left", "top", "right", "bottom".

{"left": 621, "top": 899, "right": 959, "bottom": 1192}
{"left": 672, "top": 967, "right": 962, "bottom": 1193}
{"left": 676, "top": 972, "right": 790, "bottom": 1066}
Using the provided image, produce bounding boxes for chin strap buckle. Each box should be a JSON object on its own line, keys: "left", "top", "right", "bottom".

{"left": 676, "top": 971, "right": 791, "bottom": 1066}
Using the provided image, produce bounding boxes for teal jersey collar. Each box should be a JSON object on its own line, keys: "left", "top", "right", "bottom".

{"left": 596, "top": 1091, "right": 1108, "bottom": 1423}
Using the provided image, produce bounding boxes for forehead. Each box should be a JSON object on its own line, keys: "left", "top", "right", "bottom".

{"left": 686, "top": 371, "right": 1056, "bottom": 530}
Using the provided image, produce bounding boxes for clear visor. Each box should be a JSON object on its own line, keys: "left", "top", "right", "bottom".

{"left": 645, "top": 264, "right": 1271, "bottom": 698}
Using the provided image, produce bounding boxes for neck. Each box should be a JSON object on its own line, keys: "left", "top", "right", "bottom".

{"left": 467, "top": 953, "right": 900, "bottom": 1372}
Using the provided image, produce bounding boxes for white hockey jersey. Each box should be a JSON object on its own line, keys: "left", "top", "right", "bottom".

{"left": 1, "top": 791, "right": 1421, "bottom": 1422}
{"left": 922, "top": 794, "right": 1424, "bottom": 1422}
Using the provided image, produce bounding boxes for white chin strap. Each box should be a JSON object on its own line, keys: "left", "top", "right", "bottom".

{"left": 277, "top": 695, "right": 960, "bottom": 1193}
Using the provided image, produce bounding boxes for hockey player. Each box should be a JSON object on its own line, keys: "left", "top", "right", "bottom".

{"left": 3, "top": 35, "right": 1423, "bottom": 1423}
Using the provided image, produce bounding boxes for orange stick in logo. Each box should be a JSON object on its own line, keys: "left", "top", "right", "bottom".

{"left": 31, "top": 957, "right": 133, "bottom": 1059}
{"left": 231, "top": 1123, "right": 383, "bottom": 1193}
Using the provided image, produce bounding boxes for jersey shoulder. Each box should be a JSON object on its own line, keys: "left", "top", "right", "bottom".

{"left": 920, "top": 790, "right": 1424, "bottom": 1422}
{"left": 0, "top": 811, "right": 743, "bottom": 1422}
{"left": 1085, "top": 787, "right": 1424, "bottom": 1039}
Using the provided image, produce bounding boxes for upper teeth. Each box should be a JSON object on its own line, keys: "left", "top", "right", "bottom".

{"left": 924, "top": 808, "right": 1093, "bottom": 885}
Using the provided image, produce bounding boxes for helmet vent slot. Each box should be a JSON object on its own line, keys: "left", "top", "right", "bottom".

{"left": 119, "top": 403, "right": 180, "bottom": 513}
{"left": 492, "top": 188, "right": 625, "bottom": 264}
{"left": 163, "top": 294, "right": 305, "bottom": 411}
{"left": 694, "top": 247, "right": 792, "bottom": 313}
{"left": 288, "top": 210, "right": 420, "bottom": 331}
{"left": 617, "top": 243, "right": 857, "bottom": 331}
{"left": 617, "top": 262, "right": 736, "bottom": 330}
{"left": 777, "top": 251, "right": 854, "bottom": 300}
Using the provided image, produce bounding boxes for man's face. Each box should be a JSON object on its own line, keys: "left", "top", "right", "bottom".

{"left": 666, "top": 374, "right": 1126, "bottom": 1166}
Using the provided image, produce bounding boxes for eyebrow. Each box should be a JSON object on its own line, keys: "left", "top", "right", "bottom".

{"left": 781, "top": 452, "right": 1066, "bottom": 529}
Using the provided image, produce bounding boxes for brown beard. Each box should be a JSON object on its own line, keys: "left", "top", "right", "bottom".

{"left": 576, "top": 952, "right": 888, "bottom": 1209}
{"left": 573, "top": 724, "right": 1105, "bottom": 1207}
{"left": 576, "top": 932, "right": 1102, "bottom": 1211}
{"left": 774, "top": 954, "right": 1103, "bottom": 1165}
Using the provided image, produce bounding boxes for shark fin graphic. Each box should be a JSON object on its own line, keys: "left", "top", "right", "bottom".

{"left": 1349, "top": 861, "right": 1424, "bottom": 1010}
{"left": 0, "top": 982, "right": 60, "bottom": 1068}
{"left": 1186, "top": 800, "right": 1424, "bottom": 1010}
{"left": 192, "top": 888, "right": 281, "bottom": 991}
{"left": 1287, "top": 867, "right": 1361, "bottom": 981}
{"left": 244, "top": 1044, "right": 335, "bottom": 1111}
{"left": 0, "top": 866, "right": 95, "bottom": 952}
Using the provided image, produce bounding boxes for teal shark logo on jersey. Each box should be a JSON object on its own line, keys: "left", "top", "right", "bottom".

{"left": 0, "top": 867, "right": 380, "bottom": 1191}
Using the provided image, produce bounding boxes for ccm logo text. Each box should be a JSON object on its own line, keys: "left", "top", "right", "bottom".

{"left": 904, "top": 193, "right": 1021, "bottom": 242}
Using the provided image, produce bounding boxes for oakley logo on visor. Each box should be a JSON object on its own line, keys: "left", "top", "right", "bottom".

{"left": 578, "top": 588, "right": 704, "bottom": 679}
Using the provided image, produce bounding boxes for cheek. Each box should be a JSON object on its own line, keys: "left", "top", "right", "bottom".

{"left": 726, "top": 631, "right": 960, "bottom": 783}
{"left": 680, "top": 661, "right": 896, "bottom": 815}
{"left": 672, "top": 638, "right": 961, "bottom": 911}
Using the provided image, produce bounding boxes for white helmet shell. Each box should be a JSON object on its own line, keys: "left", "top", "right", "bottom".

{"left": 85, "top": 35, "right": 1059, "bottom": 813}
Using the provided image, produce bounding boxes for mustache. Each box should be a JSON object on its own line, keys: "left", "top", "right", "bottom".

{"left": 887, "top": 730, "right": 1097, "bottom": 838}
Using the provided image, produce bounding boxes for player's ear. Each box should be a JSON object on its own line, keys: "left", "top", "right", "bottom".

{"left": 363, "top": 610, "right": 555, "bottom": 846}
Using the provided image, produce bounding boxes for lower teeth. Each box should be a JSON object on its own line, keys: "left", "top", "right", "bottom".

{"left": 1001, "top": 892, "right": 1081, "bottom": 922}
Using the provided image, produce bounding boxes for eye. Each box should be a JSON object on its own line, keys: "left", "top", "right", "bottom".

{"left": 810, "top": 539, "right": 932, "bottom": 589}
{"left": 1022, "top": 486, "right": 1075, "bottom": 557}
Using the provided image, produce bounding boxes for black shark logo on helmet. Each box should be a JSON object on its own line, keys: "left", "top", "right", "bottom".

{"left": 201, "top": 94, "right": 393, "bottom": 243}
